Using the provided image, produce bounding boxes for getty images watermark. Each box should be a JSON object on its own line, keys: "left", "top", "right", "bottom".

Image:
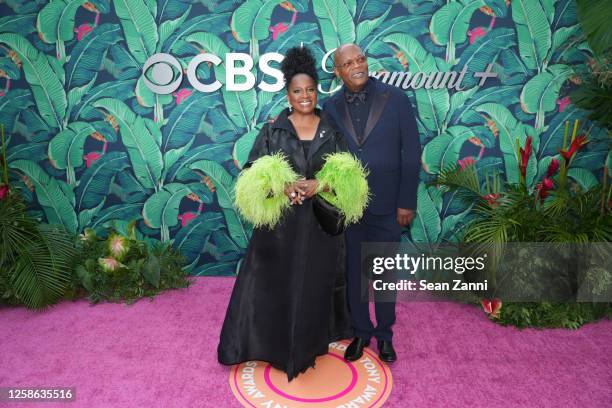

{"left": 361, "top": 243, "right": 612, "bottom": 303}
{"left": 371, "top": 252, "right": 488, "bottom": 292}
{"left": 142, "top": 48, "right": 498, "bottom": 95}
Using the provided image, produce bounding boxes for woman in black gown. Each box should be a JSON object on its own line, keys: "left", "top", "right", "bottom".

{"left": 217, "top": 47, "right": 354, "bottom": 381}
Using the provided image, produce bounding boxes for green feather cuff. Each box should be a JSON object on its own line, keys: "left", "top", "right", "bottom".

{"left": 234, "top": 153, "right": 299, "bottom": 228}
{"left": 315, "top": 152, "right": 370, "bottom": 224}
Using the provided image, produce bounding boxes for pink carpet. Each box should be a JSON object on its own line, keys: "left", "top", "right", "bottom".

{"left": 1, "top": 277, "right": 610, "bottom": 407}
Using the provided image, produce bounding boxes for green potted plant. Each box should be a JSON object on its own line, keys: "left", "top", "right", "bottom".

{"left": 70, "top": 222, "right": 192, "bottom": 304}
{"left": 437, "top": 120, "right": 611, "bottom": 328}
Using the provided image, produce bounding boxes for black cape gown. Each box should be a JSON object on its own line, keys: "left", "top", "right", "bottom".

{"left": 217, "top": 109, "right": 353, "bottom": 381}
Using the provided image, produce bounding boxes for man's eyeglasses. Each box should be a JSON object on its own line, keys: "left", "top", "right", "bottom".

{"left": 335, "top": 54, "right": 367, "bottom": 70}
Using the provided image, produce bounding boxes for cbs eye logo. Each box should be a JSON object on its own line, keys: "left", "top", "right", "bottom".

{"left": 142, "top": 52, "right": 286, "bottom": 94}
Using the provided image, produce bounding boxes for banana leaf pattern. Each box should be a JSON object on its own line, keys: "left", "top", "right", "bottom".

{"left": 0, "top": 0, "right": 607, "bottom": 275}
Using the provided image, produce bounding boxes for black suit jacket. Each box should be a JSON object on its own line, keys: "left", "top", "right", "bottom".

{"left": 323, "top": 78, "right": 421, "bottom": 215}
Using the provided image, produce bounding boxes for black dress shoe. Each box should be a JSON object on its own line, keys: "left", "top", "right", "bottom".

{"left": 377, "top": 340, "right": 397, "bottom": 363}
{"left": 344, "top": 337, "right": 370, "bottom": 361}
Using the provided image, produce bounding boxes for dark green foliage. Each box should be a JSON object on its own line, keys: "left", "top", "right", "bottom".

{"left": 576, "top": 0, "right": 612, "bottom": 56}
{"left": 571, "top": 65, "right": 612, "bottom": 130}
{"left": 437, "top": 164, "right": 612, "bottom": 244}
{"left": 68, "top": 225, "right": 192, "bottom": 304}
{"left": 0, "top": 191, "right": 76, "bottom": 310}
{"left": 436, "top": 147, "right": 611, "bottom": 328}
{"left": 572, "top": 0, "right": 612, "bottom": 129}
{"left": 496, "top": 302, "right": 611, "bottom": 329}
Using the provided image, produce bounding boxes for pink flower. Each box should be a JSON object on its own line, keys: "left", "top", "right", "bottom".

{"left": 543, "top": 177, "right": 554, "bottom": 190}
{"left": 546, "top": 158, "right": 559, "bottom": 177}
{"left": 84, "top": 151, "right": 101, "bottom": 168}
{"left": 536, "top": 177, "right": 555, "bottom": 202}
{"left": 0, "top": 184, "right": 8, "bottom": 200}
{"left": 519, "top": 136, "right": 533, "bottom": 178}
{"left": 107, "top": 233, "right": 129, "bottom": 260}
{"left": 483, "top": 193, "right": 500, "bottom": 206}
{"left": 481, "top": 298, "right": 502, "bottom": 318}
{"left": 560, "top": 135, "right": 588, "bottom": 164}
{"left": 269, "top": 22, "right": 289, "bottom": 41}
{"left": 172, "top": 88, "right": 192, "bottom": 105}
{"left": 177, "top": 212, "right": 197, "bottom": 227}
{"left": 74, "top": 24, "right": 93, "bottom": 41}
{"left": 557, "top": 96, "right": 570, "bottom": 112}
{"left": 98, "top": 257, "right": 124, "bottom": 273}
{"left": 467, "top": 27, "right": 487, "bottom": 44}
{"left": 457, "top": 157, "right": 476, "bottom": 171}
{"left": 0, "top": 90, "right": 4, "bottom": 97}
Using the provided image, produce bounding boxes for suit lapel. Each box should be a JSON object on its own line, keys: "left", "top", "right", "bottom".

{"left": 361, "top": 85, "right": 390, "bottom": 146}
{"left": 335, "top": 95, "right": 360, "bottom": 146}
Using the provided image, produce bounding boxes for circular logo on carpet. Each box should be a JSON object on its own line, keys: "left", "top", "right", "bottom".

{"left": 229, "top": 340, "right": 392, "bottom": 408}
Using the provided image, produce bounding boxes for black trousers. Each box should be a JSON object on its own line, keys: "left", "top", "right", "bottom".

{"left": 345, "top": 211, "right": 401, "bottom": 341}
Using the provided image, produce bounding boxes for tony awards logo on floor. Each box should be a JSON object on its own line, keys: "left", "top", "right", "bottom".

{"left": 229, "top": 340, "right": 393, "bottom": 408}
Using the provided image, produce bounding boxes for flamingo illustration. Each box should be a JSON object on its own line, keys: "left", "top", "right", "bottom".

{"left": 84, "top": 151, "right": 102, "bottom": 168}
{"left": 468, "top": 10, "right": 496, "bottom": 45}
{"left": 177, "top": 212, "right": 198, "bottom": 227}
{"left": 173, "top": 88, "right": 192, "bottom": 105}
{"left": 269, "top": 23, "right": 289, "bottom": 41}
{"left": 557, "top": 96, "right": 570, "bottom": 112}
{"left": 74, "top": 24, "right": 93, "bottom": 41}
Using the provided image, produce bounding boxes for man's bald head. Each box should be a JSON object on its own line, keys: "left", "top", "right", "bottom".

{"left": 334, "top": 44, "right": 362, "bottom": 66}
{"left": 333, "top": 44, "right": 369, "bottom": 92}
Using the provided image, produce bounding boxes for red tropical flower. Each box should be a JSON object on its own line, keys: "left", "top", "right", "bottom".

{"left": 519, "top": 136, "right": 532, "bottom": 177}
{"left": 483, "top": 193, "right": 500, "bottom": 206}
{"left": 542, "top": 177, "right": 554, "bottom": 190}
{"left": 536, "top": 177, "right": 555, "bottom": 202}
{"left": 560, "top": 135, "right": 588, "bottom": 164}
{"left": 546, "top": 158, "right": 559, "bottom": 177}
{"left": 457, "top": 157, "right": 475, "bottom": 171}
{"left": 481, "top": 298, "right": 502, "bottom": 318}
{"left": 0, "top": 184, "right": 8, "bottom": 200}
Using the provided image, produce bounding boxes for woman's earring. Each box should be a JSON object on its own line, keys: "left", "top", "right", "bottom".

{"left": 288, "top": 104, "right": 292, "bottom": 113}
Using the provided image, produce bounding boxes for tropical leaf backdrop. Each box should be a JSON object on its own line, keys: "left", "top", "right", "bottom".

{"left": 0, "top": 0, "right": 608, "bottom": 275}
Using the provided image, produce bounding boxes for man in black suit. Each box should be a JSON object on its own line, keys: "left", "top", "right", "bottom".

{"left": 322, "top": 44, "right": 421, "bottom": 363}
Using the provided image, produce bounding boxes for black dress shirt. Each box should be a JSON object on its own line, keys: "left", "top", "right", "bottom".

{"left": 345, "top": 79, "right": 374, "bottom": 143}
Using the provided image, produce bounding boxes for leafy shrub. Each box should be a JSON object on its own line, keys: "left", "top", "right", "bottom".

{"left": 68, "top": 224, "right": 191, "bottom": 304}
{"left": 0, "top": 190, "right": 76, "bottom": 310}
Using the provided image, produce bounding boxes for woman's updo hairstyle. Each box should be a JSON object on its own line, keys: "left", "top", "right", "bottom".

{"left": 280, "top": 46, "right": 318, "bottom": 89}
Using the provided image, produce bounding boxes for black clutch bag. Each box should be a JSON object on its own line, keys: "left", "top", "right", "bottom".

{"left": 313, "top": 194, "right": 346, "bottom": 236}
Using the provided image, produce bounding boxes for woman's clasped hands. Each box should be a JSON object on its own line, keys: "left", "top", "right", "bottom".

{"left": 284, "top": 178, "right": 319, "bottom": 205}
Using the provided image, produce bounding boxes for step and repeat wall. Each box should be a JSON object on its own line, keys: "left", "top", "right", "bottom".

{"left": 0, "top": 0, "right": 606, "bottom": 275}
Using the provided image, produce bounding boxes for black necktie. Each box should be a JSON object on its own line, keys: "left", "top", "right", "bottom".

{"left": 346, "top": 90, "right": 367, "bottom": 104}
